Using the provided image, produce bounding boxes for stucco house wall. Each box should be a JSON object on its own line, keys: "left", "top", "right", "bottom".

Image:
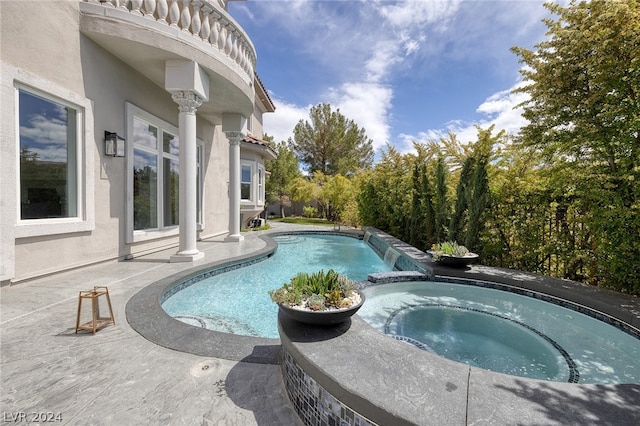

{"left": 0, "top": 0, "right": 275, "bottom": 283}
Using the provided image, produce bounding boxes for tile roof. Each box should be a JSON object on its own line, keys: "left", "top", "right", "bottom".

{"left": 242, "top": 134, "right": 271, "bottom": 147}
{"left": 242, "top": 134, "right": 277, "bottom": 158}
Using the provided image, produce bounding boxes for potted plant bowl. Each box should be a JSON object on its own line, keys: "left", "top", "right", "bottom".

{"left": 428, "top": 241, "right": 479, "bottom": 267}
{"left": 269, "top": 269, "right": 365, "bottom": 326}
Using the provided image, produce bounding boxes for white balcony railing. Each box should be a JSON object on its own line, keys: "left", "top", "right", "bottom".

{"left": 85, "top": 0, "right": 256, "bottom": 80}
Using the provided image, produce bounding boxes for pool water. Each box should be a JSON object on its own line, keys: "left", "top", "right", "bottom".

{"left": 358, "top": 281, "right": 640, "bottom": 384}
{"left": 162, "top": 234, "right": 393, "bottom": 338}
{"left": 161, "top": 232, "right": 640, "bottom": 384}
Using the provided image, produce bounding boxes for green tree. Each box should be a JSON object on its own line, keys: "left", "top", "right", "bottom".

{"left": 512, "top": 0, "right": 640, "bottom": 293}
{"left": 448, "top": 156, "right": 474, "bottom": 244}
{"left": 433, "top": 157, "right": 450, "bottom": 243}
{"left": 409, "top": 162, "right": 425, "bottom": 249}
{"left": 322, "top": 174, "right": 354, "bottom": 222}
{"left": 462, "top": 126, "right": 501, "bottom": 253}
{"left": 356, "top": 145, "right": 412, "bottom": 238}
{"left": 292, "top": 103, "right": 375, "bottom": 176}
{"left": 465, "top": 155, "right": 489, "bottom": 253}
{"left": 357, "top": 175, "right": 378, "bottom": 227}
{"left": 512, "top": 0, "right": 640, "bottom": 173}
{"left": 265, "top": 140, "right": 301, "bottom": 218}
{"left": 420, "top": 163, "right": 437, "bottom": 248}
{"left": 409, "top": 161, "right": 437, "bottom": 251}
{"left": 289, "top": 175, "right": 318, "bottom": 215}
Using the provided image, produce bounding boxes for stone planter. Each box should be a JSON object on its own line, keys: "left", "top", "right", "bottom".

{"left": 277, "top": 290, "right": 366, "bottom": 326}
{"left": 429, "top": 252, "right": 479, "bottom": 268}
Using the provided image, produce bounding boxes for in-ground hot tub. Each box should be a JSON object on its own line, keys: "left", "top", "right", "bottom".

{"left": 359, "top": 280, "right": 640, "bottom": 384}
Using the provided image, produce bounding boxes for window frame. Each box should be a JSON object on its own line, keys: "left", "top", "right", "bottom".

{"left": 240, "top": 160, "right": 253, "bottom": 204}
{"left": 257, "top": 163, "right": 265, "bottom": 204}
{"left": 161, "top": 128, "right": 180, "bottom": 228}
{"left": 13, "top": 78, "right": 94, "bottom": 239}
{"left": 196, "top": 143, "right": 204, "bottom": 230}
{"left": 126, "top": 103, "right": 203, "bottom": 243}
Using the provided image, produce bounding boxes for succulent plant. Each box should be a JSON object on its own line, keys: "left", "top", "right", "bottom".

{"left": 306, "top": 294, "right": 326, "bottom": 311}
{"left": 269, "top": 269, "right": 357, "bottom": 311}
{"left": 430, "top": 241, "right": 470, "bottom": 260}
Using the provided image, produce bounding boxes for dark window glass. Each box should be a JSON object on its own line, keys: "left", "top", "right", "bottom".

{"left": 19, "top": 90, "right": 77, "bottom": 219}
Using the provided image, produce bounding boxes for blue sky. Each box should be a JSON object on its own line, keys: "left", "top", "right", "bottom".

{"left": 230, "top": 0, "right": 554, "bottom": 155}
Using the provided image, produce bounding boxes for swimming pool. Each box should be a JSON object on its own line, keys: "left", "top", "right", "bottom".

{"left": 162, "top": 233, "right": 393, "bottom": 338}
{"left": 159, "top": 230, "right": 640, "bottom": 384}
{"left": 358, "top": 281, "right": 640, "bottom": 384}
{"left": 125, "top": 227, "right": 638, "bottom": 424}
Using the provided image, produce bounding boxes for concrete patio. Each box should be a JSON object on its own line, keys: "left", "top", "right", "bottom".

{"left": 1, "top": 222, "right": 311, "bottom": 425}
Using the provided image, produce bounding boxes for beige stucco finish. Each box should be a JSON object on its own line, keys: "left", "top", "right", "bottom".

{"left": 1, "top": 1, "right": 273, "bottom": 282}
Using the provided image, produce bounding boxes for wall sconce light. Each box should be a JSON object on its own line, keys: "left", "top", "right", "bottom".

{"left": 104, "top": 131, "right": 125, "bottom": 157}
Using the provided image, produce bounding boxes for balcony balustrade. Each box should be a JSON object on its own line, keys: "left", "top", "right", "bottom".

{"left": 83, "top": 0, "right": 255, "bottom": 82}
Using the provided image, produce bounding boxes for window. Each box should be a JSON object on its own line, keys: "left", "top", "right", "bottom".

{"left": 132, "top": 115, "right": 180, "bottom": 230}
{"left": 239, "top": 160, "right": 266, "bottom": 205}
{"left": 132, "top": 118, "right": 159, "bottom": 230}
{"left": 9, "top": 65, "right": 94, "bottom": 239}
{"left": 257, "top": 164, "right": 264, "bottom": 204}
{"left": 241, "top": 163, "right": 252, "bottom": 201}
{"left": 196, "top": 144, "right": 203, "bottom": 227}
{"left": 162, "top": 130, "right": 179, "bottom": 227}
{"left": 19, "top": 89, "right": 78, "bottom": 220}
{"left": 127, "top": 103, "right": 202, "bottom": 242}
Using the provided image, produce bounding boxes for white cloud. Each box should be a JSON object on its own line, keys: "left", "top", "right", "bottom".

{"left": 398, "top": 81, "right": 530, "bottom": 150}
{"left": 474, "top": 84, "right": 530, "bottom": 140}
{"left": 397, "top": 129, "right": 443, "bottom": 153}
{"left": 262, "top": 97, "right": 310, "bottom": 143}
{"left": 265, "top": 82, "right": 393, "bottom": 151}
{"left": 375, "top": 0, "right": 461, "bottom": 30}
{"left": 403, "top": 36, "right": 423, "bottom": 55}
{"left": 20, "top": 116, "right": 67, "bottom": 145}
{"left": 364, "top": 40, "right": 402, "bottom": 83}
{"left": 327, "top": 82, "right": 393, "bottom": 151}
{"left": 20, "top": 113, "right": 69, "bottom": 163}
{"left": 364, "top": 0, "right": 463, "bottom": 82}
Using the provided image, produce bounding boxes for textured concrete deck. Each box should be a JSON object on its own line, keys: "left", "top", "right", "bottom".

{"left": 0, "top": 222, "right": 313, "bottom": 425}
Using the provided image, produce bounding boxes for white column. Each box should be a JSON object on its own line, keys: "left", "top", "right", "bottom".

{"left": 225, "top": 131, "right": 244, "bottom": 242}
{"left": 170, "top": 91, "right": 204, "bottom": 262}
